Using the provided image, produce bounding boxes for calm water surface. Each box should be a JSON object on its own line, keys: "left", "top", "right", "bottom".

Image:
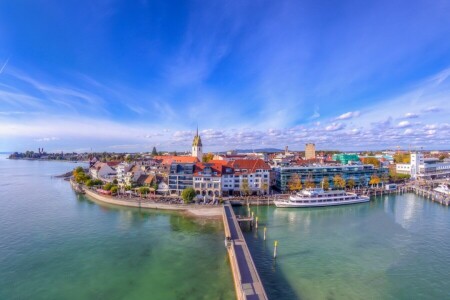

{"left": 237, "top": 193, "right": 450, "bottom": 299}
{"left": 0, "top": 156, "right": 234, "bottom": 300}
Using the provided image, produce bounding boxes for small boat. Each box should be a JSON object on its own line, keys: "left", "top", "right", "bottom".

{"left": 434, "top": 184, "right": 450, "bottom": 195}
{"left": 274, "top": 188, "right": 369, "bottom": 208}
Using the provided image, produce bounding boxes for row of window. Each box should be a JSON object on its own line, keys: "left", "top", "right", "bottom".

{"left": 293, "top": 197, "right": 357, "bottom": 203}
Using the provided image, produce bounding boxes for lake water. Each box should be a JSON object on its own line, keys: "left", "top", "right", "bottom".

{"left": 0, "top": 156, "right": 234, "bottom": 300}
{"left": 236, "top": 193, "right": 450, "bottom": 299}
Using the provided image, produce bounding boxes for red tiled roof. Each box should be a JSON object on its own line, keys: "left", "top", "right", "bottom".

{"left": 155, "top": 156, "right": 199, "bottom": 165}
{"left": 229, "top": 159, "right": 270, "bottom": 174}
{"left": 193, "top": 162, "right": 234, "bottom": 177}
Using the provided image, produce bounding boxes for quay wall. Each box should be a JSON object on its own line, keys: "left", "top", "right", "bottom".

{"left": 82, "top": 188, "right": 222, "bottom": 218}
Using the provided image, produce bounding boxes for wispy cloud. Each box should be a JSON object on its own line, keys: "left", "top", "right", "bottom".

{"left": 0, "top": 57, "right": 10, "bottom": 74}
{"left": 34, "top": 137, "right": 60, "bottom": 142}
{"left": 335, "top": 111, "right": 360, "bottom": 120}
{"left": 405, "top": 112, "right": 419, "bottom": 118}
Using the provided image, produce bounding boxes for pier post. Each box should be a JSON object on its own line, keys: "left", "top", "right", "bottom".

{"left": 264, "top": 227, "right": 266, "bottom": 241}
{"left": 273, "top": 240, "right": 278, "bottom": 258}
{"left": 255, "top": 216, "right": 258, "bottom": 229}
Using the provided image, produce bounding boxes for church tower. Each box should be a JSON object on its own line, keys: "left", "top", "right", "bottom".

{"left": 192, "top": 126, "right": 203, "bottom": 161}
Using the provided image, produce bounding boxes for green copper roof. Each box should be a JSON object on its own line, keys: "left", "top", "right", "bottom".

{"left": 192, "top": 134, "right": 202, "bottom": 147}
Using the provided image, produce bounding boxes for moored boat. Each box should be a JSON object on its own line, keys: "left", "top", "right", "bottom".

{"left": 274, "top": 188, "right": 369, "bottom": 208}
{"left": 434, "top": 184, "right": 450, "bottom": 195}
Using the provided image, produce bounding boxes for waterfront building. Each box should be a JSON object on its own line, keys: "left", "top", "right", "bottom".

{"left": 396, "top": 152, "right": 450, "bottom": 179}
{"left": 222, "top": 159, "right": 271, "bottom": 196}
{"left": 274, "top": 164, "right": 387, "bottom": 192}
{"left": 305, "top": 143, "right": 316, "bottom": 159}
{"left": 89, "top": 162, "right": 119, "bottom": 182}
{"left": 332, "top": 153, "right": 360, "bottom": 165}
{"left": 168, "top": 163, "right": 195, "bottom": 194}
{"left": 193, "top": 162, "right": 231, "bottom": 197}
{"left": 116, "top": 162, "right": 133, "bottom": 187}
{"left": 192, "top": 127, "right": 203, "bottom": 161}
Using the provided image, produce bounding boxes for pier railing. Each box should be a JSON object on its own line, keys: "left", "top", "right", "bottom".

{"left": 222, "top": 203, "right": 268, "bottom": 300}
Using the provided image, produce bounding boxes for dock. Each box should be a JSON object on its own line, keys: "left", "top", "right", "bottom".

{"left": 405, "top": 185, "right": 450, "bottom": 206}
{"left": 222, "top": 203, "right": 268, "bottom": 300}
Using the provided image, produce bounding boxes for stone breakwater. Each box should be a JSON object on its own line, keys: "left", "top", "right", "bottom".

{"left": 82, "top": 188, "right": 223, "bottom": 218}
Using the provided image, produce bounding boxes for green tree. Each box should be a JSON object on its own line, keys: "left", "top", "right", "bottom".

{"left": 393, "top": 153, "right": 410, "bottom": 164}
{"left": 74, "top": 166, "right": 84, "bottom": 174}
{"left": 381, "top": 173, "right": 389, "bottom": 184}
{"left": 333, "top": 175, "right": 346, "bottom": 189}
{"left": 241, "top": 178, "right": 251, "bottom": 196}
{"left": 202, "top": 153, "right": 215, "bottom": 163}
{"left": 86, "top": 179, "right": 94, "bottom": 187}
{"left": 181, "top": 187, "right": 196, "bottom": 204}
{"left": 347, "top": 178, "right": 355, "bottom": 189}
{"left": 361, "top": 157, "right": 380, "bottom": 167}
{"left": 288, "top": 174, "right": 302, "bottom": 192}
{"left": 103, "top": 182, "right": 114, "bottom": 191}
{"left": 321, "top": 177, "right": 330, "bottom": 190}
{"left": 304, "top": 178, "right": 316, "bottom": 188}
{"left": 261, "top": 183, "right": 269, "bottom": 195}
{"left": 139, "top": 186, "right": 150, "bottom": 196}
{"left": 110, "top": 186, "right": 118, "bottom": 194}
{"left": 369, "top": 175, "right": 381, "bottom": 187}
{"left": 151, "top": 146, "right": 158, "bottom": 156}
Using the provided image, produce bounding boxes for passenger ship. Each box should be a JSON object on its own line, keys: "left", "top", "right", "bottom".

{"left": 274, "top": 188, "right": 370, "bottom": 208}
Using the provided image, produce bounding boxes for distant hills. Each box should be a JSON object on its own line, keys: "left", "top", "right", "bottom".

{"left": 235, "top": 148, "right": 284, "bottom": 153}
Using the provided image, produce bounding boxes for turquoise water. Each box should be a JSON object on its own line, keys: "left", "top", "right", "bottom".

{"left": 0, "top": 156, "right": 234, "bottom": 300}
{"left": 237, "top": 194, "right": 450, "bottom": 299}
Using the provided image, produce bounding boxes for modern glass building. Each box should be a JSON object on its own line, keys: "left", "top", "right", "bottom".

{"left": 168, "top": 163, "right": 195, "bottom": 194}
{"left": 274, "top": 164, "right": 388, "bottom": 192}
{"left": 332, "top": 153, "right": 360, "bottom": 164}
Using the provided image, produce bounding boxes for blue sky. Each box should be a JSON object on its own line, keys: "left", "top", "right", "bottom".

{"left": 1, "top": 0, "right": 450, "bottom": 152}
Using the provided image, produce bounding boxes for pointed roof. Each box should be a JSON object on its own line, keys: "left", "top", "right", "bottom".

{"left": 192, "top": 127, "right": 202, "bottom": 147}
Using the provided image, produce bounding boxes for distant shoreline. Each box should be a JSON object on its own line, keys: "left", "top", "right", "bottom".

{"left": 7, "top": 157, "right": 88, "bottom": 163}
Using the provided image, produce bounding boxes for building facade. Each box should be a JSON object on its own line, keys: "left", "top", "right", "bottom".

{"left": 305, "top": 143, "right": 316, "bottom": 159}
{"left": 168, "top": 163, "right": 195, "bottom": 194}
{"left": 222, "top": 159, "right": 271, "bottom": 196}
{"left": 396, "top": 152, "right": 450, "bottom": 179}
{"left": 193, "top": 163, "right": 230, "bottom": 197}
{"left": 332, "top": 153, "right": 360, "bottom": 165}
{"left": 274, "top": 164, "right": 388, "bottom": 192}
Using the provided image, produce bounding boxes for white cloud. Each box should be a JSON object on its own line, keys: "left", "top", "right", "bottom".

{"left": 335, "top": 111, "right": 360, "bottom": 120}
{"left": 423, "top": 106, "right": 441, "bottom": 113}
{"left": 405, "top": 112, "right": 419, "bottom": 118}
{"left": 397, "top": 121, "right": 411, "bottom": 128}
{"left": 325, "top": 123, "right": 345, "bottom": 131}
{"left": 403, "top": 128, "right": 413, "bottom": 135}
{"left": 34, "top": 137, "right": 59, "bottom": 142}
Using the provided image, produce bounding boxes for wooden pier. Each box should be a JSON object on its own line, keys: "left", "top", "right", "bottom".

{"left": 223, "top": 203, "right": 268, "bottom": 300}
{"left": 405, "top": 185, "right": 450, "bottom": 206}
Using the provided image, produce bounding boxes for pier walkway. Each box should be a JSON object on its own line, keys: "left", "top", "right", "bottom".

{"left": 222, "top": 203, "right": 268, "bottom": 300}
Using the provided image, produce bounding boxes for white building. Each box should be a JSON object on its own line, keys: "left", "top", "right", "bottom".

{"left": 396, "top": 152, "right": 450, "bottom": 179}
{"left": 222, "top": 159, "right": 271, "bottom": 196}
{"left": 89, "top": 162, "right": 118, "bottom": 182}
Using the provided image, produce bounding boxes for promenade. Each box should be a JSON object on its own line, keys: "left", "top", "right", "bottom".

{"left": 222, "top": 203, "right": 267, "bottom": 300}
{"left": 82, "top": 188, "right": 222, "bottom": 218}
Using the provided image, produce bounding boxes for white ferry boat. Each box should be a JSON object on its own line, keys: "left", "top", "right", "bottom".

{"left": 274, "top": 188, "right": 370, "bottom": 208}
{"left": 434, "top": 184, "right": 450, "bottom": 195}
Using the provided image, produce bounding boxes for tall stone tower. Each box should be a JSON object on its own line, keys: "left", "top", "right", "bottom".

{"left": 305, "top": 143, "right": 316, "bottom": 159}
{"left": 192, "top": 127, "right": 203, "bottom": 161}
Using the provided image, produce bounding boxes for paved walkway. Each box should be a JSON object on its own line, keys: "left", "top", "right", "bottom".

{"left": 223, "top": 204, "right": 267, "bottom": 300}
